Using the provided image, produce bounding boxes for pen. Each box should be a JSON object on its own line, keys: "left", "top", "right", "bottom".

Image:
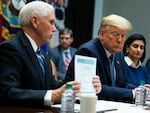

{"left": 97, "top": 108, "right": 118, "bottom": 113}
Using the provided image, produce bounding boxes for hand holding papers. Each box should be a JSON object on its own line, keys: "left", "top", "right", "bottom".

{"left": 75, "top": 55, "right": 97, "bottom": 96}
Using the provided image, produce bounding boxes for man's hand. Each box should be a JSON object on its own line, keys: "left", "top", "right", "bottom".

{"left": 52, "top": 81, "right": 80, "bottom": 103}
{"left": 145, "top": 84, "right": 150, "bottom": 100}
{"left": 51, "top": 84, "right": 65, "bottom": 103}
{"left": 92, "top": 75, "right": 102, "bottom": 94}
{"left": 146, "top": 104, "right": 150, "bottom": 110}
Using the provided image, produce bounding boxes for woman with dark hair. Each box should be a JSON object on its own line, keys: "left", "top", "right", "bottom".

{"left": 123, "top": 33, "right": 150, "bottom": 87}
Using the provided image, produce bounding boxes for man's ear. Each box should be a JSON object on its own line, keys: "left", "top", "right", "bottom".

{"left": 31, "top": 16, "right": 39, "bottom": 28}
{"left": 99, "top": 29, "right": 105, "bottom": 37}
{"left": 98, "top": 30, "right": 106, "bottom": 41}
{"left": 70, "top": 37, "right": 74, "bottom": 44}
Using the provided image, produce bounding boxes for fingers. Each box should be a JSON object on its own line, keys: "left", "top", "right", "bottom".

{"left": 66, "top": 75, "right": 102, "bottom": 97}
{"left": 145, "top": 104, "right": 150, "bottom": 110}
{"left": 145, "top": 84, "right": 150, "bottom": 100}
{"left": 147, "top": 90, "right": 150, "bottom": 100}
{"left": 93, "top": 75, "right": 102, "bottom": 94}
{"left": 145, "top": 84, "right": 150, "bottom": 88}
{"left": 67, "top": 81, "right": 80, "bottom": 95}
{"left": 75, "top": 93, "right": 80, "bottom": 97}
{"left": 52, "top": 86, "right": 65, "bottom": 102}
{"left": 145, "top": 84, "right": 150, "bottom": 92}
{"left": 147, "top": 95, "right": 150, "bottom": 101}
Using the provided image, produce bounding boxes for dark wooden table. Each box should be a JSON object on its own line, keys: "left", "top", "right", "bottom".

{"left": 0, "top": 104, "right": 150, "bottom": 113}
{"left": 0, "top": 106, "right": 60, "bottom": 113}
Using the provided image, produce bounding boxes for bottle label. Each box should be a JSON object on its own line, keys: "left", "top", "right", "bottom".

{"left": 135, "top": 86, "right": 147, "bottom": 107}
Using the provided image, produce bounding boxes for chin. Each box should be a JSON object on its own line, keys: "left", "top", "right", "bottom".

{"left": 114, "top": 49, "right": 122, "bottom": 54}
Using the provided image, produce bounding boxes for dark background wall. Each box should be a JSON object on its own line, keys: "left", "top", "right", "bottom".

{"left": 65, "top": 0, "right": 95, "bottom": 48}
{"left": 56, "top": 0, "right": 150, "bottom": 63}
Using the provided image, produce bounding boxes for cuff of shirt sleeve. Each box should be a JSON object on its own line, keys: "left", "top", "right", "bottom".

{"left": 132, "top": 88, "right": 136, "bottom": 99}
{"left": 44, "top": 90, "right": 54, "bottom": 107}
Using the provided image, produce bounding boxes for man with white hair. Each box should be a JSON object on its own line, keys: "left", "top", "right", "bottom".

{"left": 0, "top": 1, "right": 101, "bottom": 108}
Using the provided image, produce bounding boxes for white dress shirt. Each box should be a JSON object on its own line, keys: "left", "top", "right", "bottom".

{"left": 124, "top": 56, "right": 141, "bottom": 69}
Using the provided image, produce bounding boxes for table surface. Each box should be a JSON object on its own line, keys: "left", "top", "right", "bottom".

{"left": 0, "top": 106, "right": 60, "bottom": 113}
{"left": 0, "top": 100, "right": 150, "bottom": 113}
{"left": 52, "top": 100, "right": 150, "bottom": 113}
{"left": 97, "top": 100, "right": 150, "bottom": 113}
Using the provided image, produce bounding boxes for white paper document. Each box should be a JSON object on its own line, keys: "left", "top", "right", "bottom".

{"left": 75, "top": 55, "right": 97, "bottom": 95}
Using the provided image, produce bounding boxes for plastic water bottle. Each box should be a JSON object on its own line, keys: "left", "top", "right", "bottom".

{"left": 60, "top": 83, "right": 75, "bottom": 113}
{"left": 135, "top": 81, "right": 147, "bottom": 107}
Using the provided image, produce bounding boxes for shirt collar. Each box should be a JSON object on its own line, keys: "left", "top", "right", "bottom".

{"left": 24, "top": 32, "right": 38, "bottom": 52}
{"left": 104, "top": 48, "right": 113, "bottom": 58}
{"left": 62, "top": 48, "right": 70, "bottom": 54}
{"left": 124, "top": 56, "right": 141, "bottom": 68}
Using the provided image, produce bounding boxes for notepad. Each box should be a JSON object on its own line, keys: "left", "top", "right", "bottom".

{"left": 75, "top": 55, "right": 97, "bottom": 96}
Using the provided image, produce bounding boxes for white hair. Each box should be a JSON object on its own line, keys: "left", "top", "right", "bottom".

{"left": 19, "top": 1, "right": 54, "bottom": 26}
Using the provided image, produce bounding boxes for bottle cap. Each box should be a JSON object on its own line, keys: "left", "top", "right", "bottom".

{"left": 140, "top": 80, "right": 145, "bottom": 85}
{"left": 66, "top": 83, "right": 72, "bottom": 89}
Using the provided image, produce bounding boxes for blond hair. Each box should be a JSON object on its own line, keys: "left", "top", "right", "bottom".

{"left": 99, "top": 14, "right": 132, "bottom": 31}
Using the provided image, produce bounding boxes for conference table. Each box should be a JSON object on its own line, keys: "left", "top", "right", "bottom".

{"left": 0, "top": 100, "right": 150, "bottom": 113}
{"left": 0, "top": 106, "right": 60, "bottom": 113}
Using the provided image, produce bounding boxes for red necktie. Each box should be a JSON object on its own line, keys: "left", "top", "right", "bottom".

{"left": 65, "top": 52, "right": 69, "bottom": 70}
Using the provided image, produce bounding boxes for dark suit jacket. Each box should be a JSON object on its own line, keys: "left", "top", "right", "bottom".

{"left": 65, "top": 38, "right": 135, "bottom": 102}
{"left": 0, "top": 30, "right": 63, "bottom": 108}
{"left": 51, "top": 45, "right": 76, "bottom": 80}
{"left": 146, "top": 58, "right": 150, "bottom": 75}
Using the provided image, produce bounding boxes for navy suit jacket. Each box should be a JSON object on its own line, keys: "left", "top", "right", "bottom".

{"left": 0, "top": 30, "right": 63, "bottom": 108}
{"left": 146, "top": 58, "right": 150, "bottom": 75}
{"left": 51, "top": 45, "right": 76, "bottom": 80}
{"left": 65, "top": 38, "right": 135, "bottom": 102}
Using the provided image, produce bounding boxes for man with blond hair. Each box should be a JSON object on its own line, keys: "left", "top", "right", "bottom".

{"left": 65, "top": 14, "right": 139, "bottom": 102}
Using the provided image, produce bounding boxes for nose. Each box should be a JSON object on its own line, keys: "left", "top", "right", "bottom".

{"left": 62, "top": 38, "right": 67, "bottom": 42}
{"left": 52, "top": 24, "right": 57, "bottom": 32}
{"left": 117, "top": 36, "right": 124, "bottom": 43}
{"left": 137, "top": 47, "right": 142, "bottom": 51}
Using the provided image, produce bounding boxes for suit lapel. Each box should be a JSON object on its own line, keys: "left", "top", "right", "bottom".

{"left": 58, "top": 46, "right": 65, "bottom": 68}
{"left": 43, "top": 52, "right": 53, "bottom": 89}
{"left": 70, "top": 47, "right": 73, "bottom": 57}
{"left": 114, "top": 56, "right": 121, "bottom": 83}
{"left": 94, "top": 39, "right": 111, "bottom": 80}
{"left": 18, "top": 30, "right": 45, "bottom": 88}
{"left": 58, "top": 46, "right": 63, "bottom": 59}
